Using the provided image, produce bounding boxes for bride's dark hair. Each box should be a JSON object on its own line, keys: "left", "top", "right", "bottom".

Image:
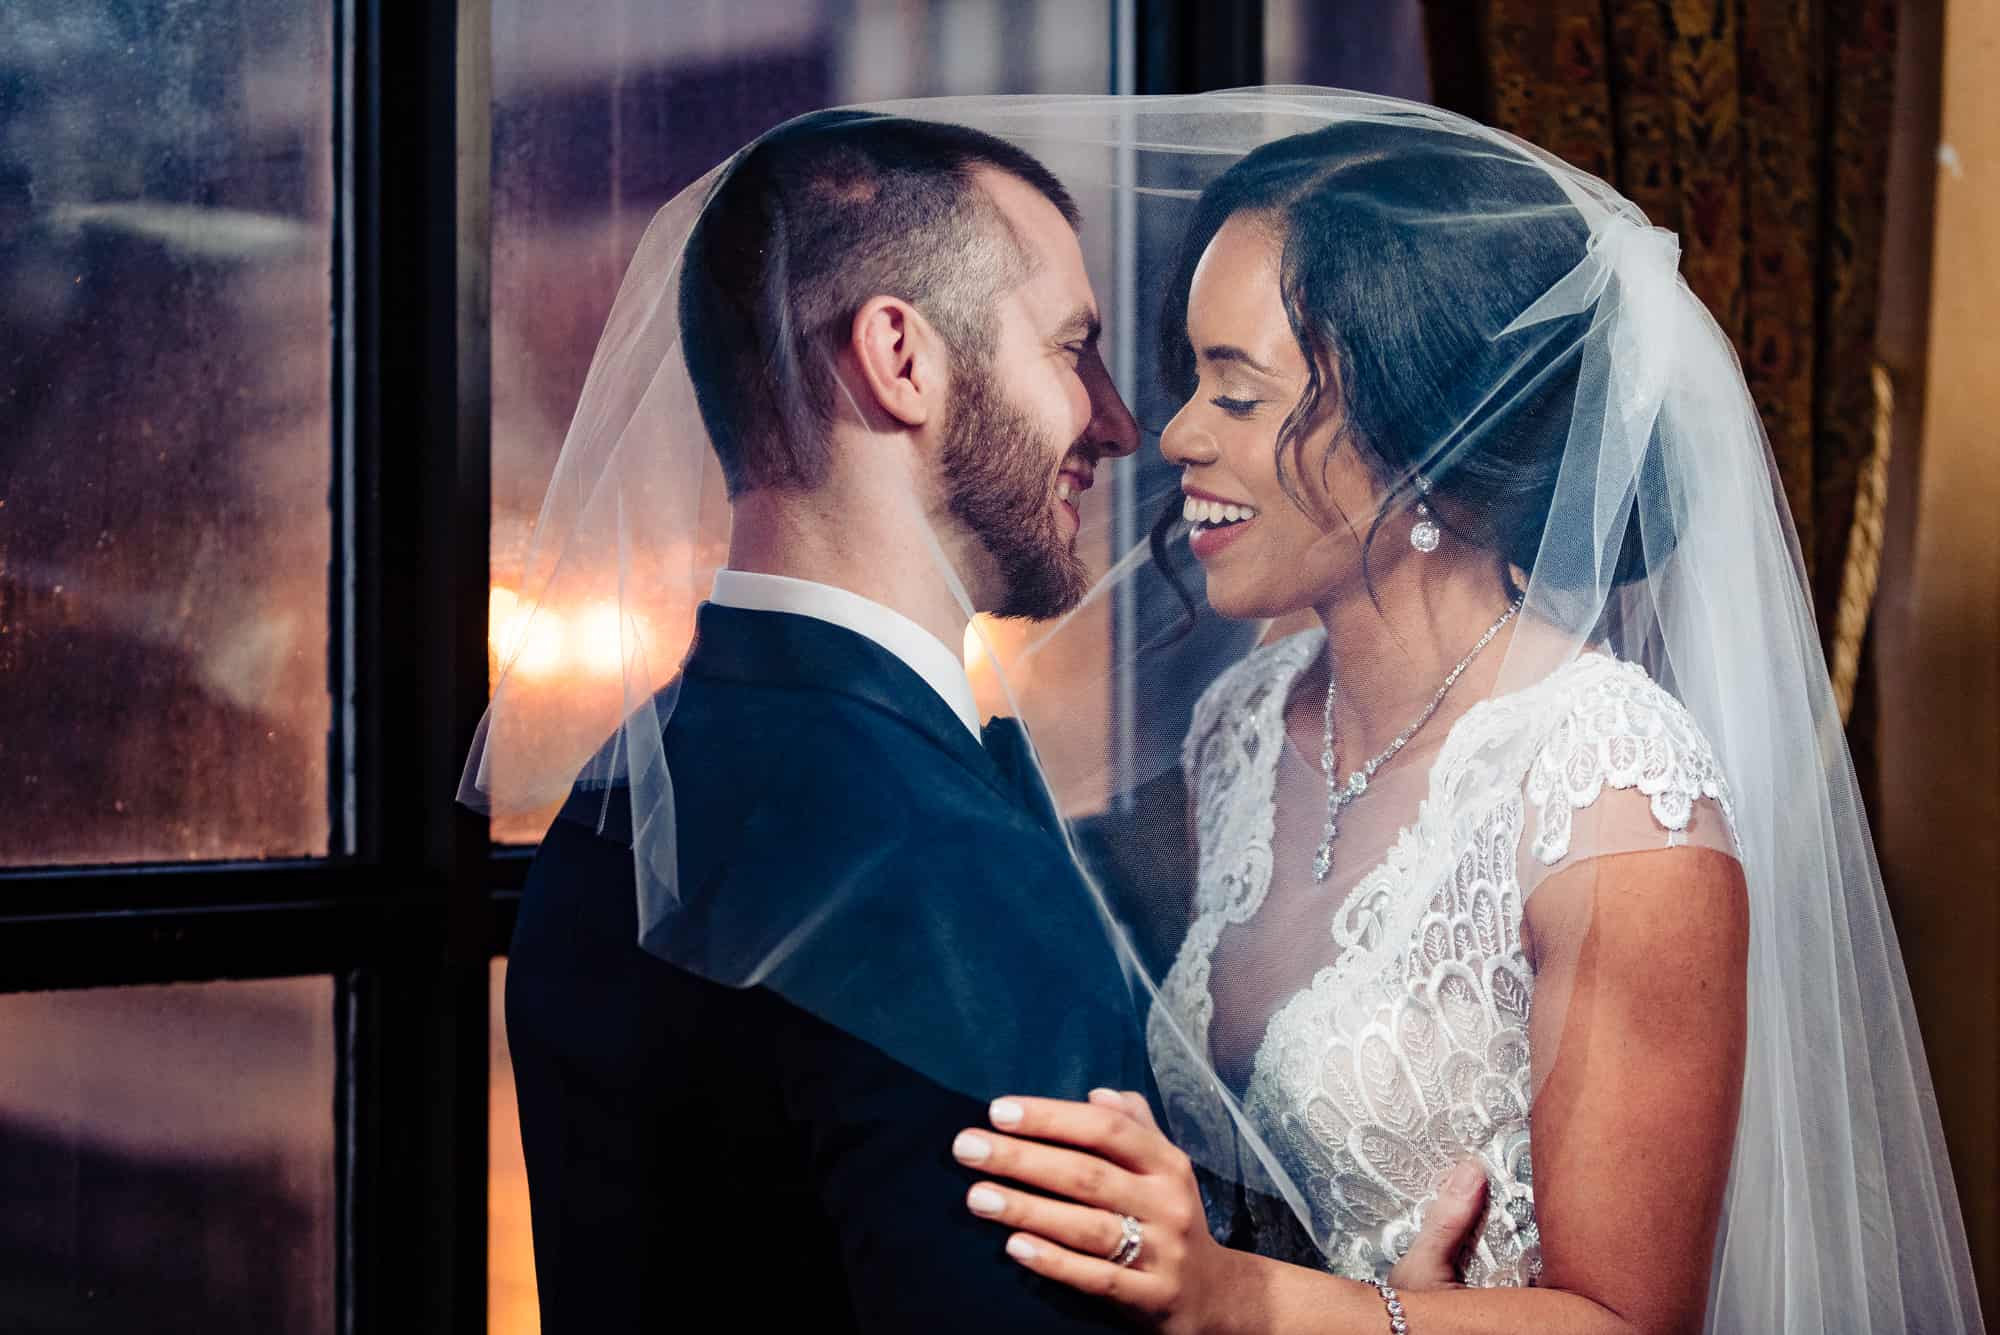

{"left": 1151, "top": 120, "right": 1663, "bottom": 600}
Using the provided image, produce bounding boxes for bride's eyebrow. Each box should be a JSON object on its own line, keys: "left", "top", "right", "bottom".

{"left": 1199, "top": 344, "right": 1277, "bottom": 376}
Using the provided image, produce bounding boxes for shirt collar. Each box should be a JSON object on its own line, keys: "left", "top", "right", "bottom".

{"left": 708, "top": 570, "right": 982, "bottom": 741}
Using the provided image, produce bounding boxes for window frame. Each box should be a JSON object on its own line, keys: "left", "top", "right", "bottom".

{"left": 0, "top": 2, "right": 1261, "bottom": 1330}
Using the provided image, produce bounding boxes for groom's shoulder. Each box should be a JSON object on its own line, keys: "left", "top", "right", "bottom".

{"left": 669, "top": 669, "right": 1033, "bottom": 840}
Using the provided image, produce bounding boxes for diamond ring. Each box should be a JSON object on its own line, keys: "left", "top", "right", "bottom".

{"left": 1107, "top": 1213, "right": 1144, "bottom": 1268}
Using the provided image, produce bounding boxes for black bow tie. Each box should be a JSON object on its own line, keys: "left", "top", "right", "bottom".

{"left": 980, "top": 716, "right": 1063, "bottom": 837}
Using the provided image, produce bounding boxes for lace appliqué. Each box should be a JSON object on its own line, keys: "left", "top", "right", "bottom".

{"left": 1525, "top": 656, "right": 1737, "bottom": 866}
{"left": 1150, "top": 633, "right": 1320, "bottom": 1242}
{"left": 1147, "top": 644, "right": 1737, "bottom": 1289}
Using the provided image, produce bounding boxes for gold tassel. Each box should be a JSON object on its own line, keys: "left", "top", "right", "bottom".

{"left": 1829, "top": 363, "right": 1894, "bottom": 724}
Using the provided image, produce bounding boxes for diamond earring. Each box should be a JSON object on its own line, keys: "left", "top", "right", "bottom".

{"left": 1409, "top": 474, "right": 1440, "bottom": 553}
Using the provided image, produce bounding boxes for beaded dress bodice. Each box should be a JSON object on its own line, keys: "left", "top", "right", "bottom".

{"left": 1145, "top": 631, "right": 1735, "bottom": 1287}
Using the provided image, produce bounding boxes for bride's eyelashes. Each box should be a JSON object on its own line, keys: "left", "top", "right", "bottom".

{"left": 1210, "top": 395, "right": 1263, "bottom": 417}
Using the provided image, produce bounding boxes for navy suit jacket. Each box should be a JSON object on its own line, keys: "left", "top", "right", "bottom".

{"left": 507, "top": 603, "right": 1150, "bottom": 1332}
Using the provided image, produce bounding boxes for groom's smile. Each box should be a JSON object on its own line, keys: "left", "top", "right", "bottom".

{"left": 1056, "top": 461, "right": 1096, "bottom": 529}
{"left": 949, "top": 170, "right": 1138, "bottom": 617}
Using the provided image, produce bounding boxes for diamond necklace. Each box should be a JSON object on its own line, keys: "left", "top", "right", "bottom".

{"left": 1312, "top": 597, "right": 1524, "bottom": 883}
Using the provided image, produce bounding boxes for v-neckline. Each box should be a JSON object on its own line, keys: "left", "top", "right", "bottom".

{"left": 1201, "top": 631, "right": 1607, "bottom": 1091}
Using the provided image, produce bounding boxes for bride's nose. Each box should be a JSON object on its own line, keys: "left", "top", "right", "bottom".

{"left": 1159, "top": 401, "right": 1220, "bottom": 467}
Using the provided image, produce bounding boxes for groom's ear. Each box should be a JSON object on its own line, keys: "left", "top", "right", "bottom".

{"left": 845, "top": 296, "right": 946, "bottom": 432}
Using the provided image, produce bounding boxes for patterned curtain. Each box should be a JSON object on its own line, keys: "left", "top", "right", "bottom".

{"left": 1424, "top": 0, "right": 1900, "bottom": 755}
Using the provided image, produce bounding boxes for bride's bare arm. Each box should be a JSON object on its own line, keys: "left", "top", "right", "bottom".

{"left": 1502, "top": 843, "right": 1748, "bottom": 1331}
{"left": 954, "top": 842, "right": 1747, "bottom": 1335}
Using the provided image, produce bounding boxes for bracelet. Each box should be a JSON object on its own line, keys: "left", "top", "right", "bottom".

{"left": 1372, "top": 1279, "right": 1409, "bottom": 1334}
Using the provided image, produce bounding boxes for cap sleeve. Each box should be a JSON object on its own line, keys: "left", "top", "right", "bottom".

{"left": 1522, "top": 657, "right": 1740, "bottom": 876}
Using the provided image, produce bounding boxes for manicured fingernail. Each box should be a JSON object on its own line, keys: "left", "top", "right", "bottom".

{"left": 1088, "top": 1088, "right": 1124, "bottom": 1106}
{"left": 968, "top": 1186, "right": 1006, "bottom": 1217}
{"left": 1006, "top": 1235, "right": 1039, "bottom": 1262}
{"left": 989, "top": 1098, "right": 1024, "bottom": 1128}
{"left": 1448, "top": 1160, "right": 1485, "bottom": 1197}
{"left": 953, "top": 1131, "right": 992, "bottom": 1164}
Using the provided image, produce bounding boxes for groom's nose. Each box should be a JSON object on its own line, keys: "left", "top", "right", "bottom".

{"left": 1074, "top": 342, "right": 1140, "bottom": 461}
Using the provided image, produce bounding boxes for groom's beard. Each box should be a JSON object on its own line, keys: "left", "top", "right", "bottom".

{"left": 939, "top": 363, "right": 1091, "bottom": 621}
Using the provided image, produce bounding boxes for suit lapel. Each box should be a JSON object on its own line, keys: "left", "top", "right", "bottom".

{"left": 981, "top": 716, "right": 1065, "bottom": 840}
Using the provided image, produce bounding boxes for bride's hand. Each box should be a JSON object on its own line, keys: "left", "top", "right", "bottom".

{"left": 1384, "top": 1156, "right": 1487, "bottom": 1290}
{"left": 952, "top": 1088, "right": 1239, "bottom": 1333}
{"left": 953, "top": 1089, "right": 1489, "bottom": 1332}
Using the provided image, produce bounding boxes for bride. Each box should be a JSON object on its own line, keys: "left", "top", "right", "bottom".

{"left": 949, "top": 110, "right": 1985, "bottom": 1333}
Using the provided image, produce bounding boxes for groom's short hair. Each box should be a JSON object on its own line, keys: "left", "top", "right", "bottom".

{"left": 679, "top": 110, "right": 1079, "bottom": 496}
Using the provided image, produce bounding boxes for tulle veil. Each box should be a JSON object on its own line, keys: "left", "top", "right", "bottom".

{"left": 461, "top": 90, "right": 1984, "bottom": 1332}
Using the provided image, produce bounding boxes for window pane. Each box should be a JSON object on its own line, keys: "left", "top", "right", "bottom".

{"left": 0, "top": 2, "right": 334, "bottom": 866}
{"left": 490, "top": 956, "right": 538, "bottom": 1335}
{"left": 1263, "top": 0, "right": 1432, "bottom": 97}
{"left": 0, "top": 976, "right": 335, "bottom": 1331}
{"left": 489, "top": 0, "right": 1113, "bottom": 845}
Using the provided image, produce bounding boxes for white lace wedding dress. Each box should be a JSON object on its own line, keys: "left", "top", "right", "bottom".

{"left": 1146, "top": 629, "right": 1737, "bottom": 1286}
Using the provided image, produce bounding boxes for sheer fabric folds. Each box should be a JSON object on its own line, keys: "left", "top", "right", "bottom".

{"left": 461, "top": 92, "right": 1983, "bottom": 1332}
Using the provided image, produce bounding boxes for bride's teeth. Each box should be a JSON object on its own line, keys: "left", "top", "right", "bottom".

{"left": 1057, "top": 480, "right": 1072, "bottom": 502}
{"left": 1183, "top": 497, "right": 1260, "bottom": 527}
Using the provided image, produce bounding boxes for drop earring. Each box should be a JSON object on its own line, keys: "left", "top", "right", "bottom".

{"left": 1409, "top": 474, "right": 1440, "bottom": 553}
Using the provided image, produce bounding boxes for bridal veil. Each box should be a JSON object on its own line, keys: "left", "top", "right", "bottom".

{"left": 460, "top": 90, "right": 1982, "bottom": 1332}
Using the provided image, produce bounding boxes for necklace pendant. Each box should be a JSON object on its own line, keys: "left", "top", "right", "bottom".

{"left": 1304, "top": 597, "right": 1522, "bottom": 886}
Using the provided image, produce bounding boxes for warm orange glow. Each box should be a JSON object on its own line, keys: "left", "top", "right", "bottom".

{"left": 488, "top": 585, "right": 519, "bottom": 632}
{"left": 489, "top": 585, "right": 637, "bottom": 683}
{"left": 489, "top": 960, "right": 540, "bottom": 1335}
{"left": 962, "top": 617, "right": 991, "bottom": 671}
{"left": 963, "top": 613, "right": 1042, "bottom": 721}
{"left": 572, "top": 603, "right": 628, "bottom": 678}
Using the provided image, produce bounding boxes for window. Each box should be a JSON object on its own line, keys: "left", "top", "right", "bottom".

{"left": 0, "top": 5, "right": 1255, "bottom": 1331}
{"left": 0, "top": 977, "right": 335, "bottom": 1332}
{"left": 0, "top": 0, "right": 335, "bottom": 867}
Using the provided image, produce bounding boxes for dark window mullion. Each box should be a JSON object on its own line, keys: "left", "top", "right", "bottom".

{"left": 1133, "top": 0, "right": 1264, "bottom": 95}
{"left": 0, "top": 855, "right": 525, "bottom": 993}
{"left": 336, "top": 0, "right": 492, "bottom": 1330}
{"left": 0, "top": 896, "right": 405, "bottom": 993}
{"left": 0, "top": 861, "right": 402, "bottom": 994}
{"left": 0, "top": 861, "right": 384, "bottom": 918}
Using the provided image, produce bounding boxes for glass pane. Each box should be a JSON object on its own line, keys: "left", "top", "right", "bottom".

{"left": 0, "top": 976, "right": 335, "bottom": 1331}
{"left": 1263, "top": 0, "right": 1432, "bottom": 97}
{"left": 0, "top": 2, "right": 335, "bottom": 866}
{"left": 489, "top": 957, "right": 538, "bottom": 1335}
{"left": 489, "top": 0, "right": 1114, "bottom": 845}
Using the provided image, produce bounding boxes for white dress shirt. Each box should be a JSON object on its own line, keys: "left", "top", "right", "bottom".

{"left": 708, "top": 569, "right": 983, "bottom": 742}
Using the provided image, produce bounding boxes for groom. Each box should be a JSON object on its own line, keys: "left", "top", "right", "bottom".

{"left": 508, "top": 110, "right": 1490, "bottom": 1334}
{"left": 507, "top": 111, "right": 1151, "bottom": 1332}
